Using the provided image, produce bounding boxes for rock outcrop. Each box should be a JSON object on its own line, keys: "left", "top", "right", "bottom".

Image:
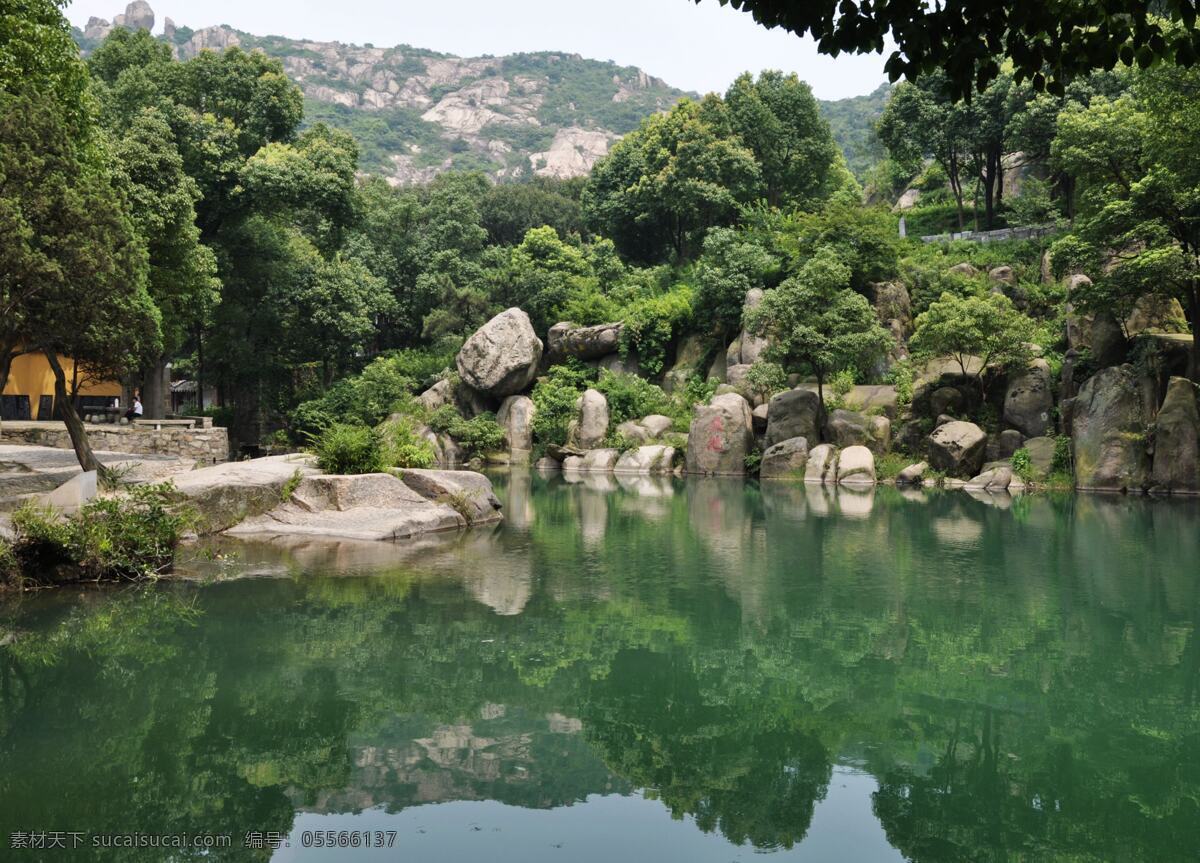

{"left": 763, "top": 388, "right": 821, "bottom": 449}
{"left": 804, "top": 444, "right": 837, "bottom": 484}
{"left": 456, "top": 308, "right": 543, "bottom": 397}
{"left": 1071, "top": 364, "right": 1150, "bottom": 491}
{"left": 825, "top": 409, "right": 891, "bottom": 454}
{"left": 613, "top": 445, "right": 677, "bottom": 475}
{"left": 496, "top": 395, "right": 536, "bottom": 456}
{"left": 927, "top": 421, "right": 988, "bottom": 478}
{"left": 546, "top": 321, "right": 623, "bottom": 362}
{"left": 573, "top": 389, "right": 609, "bottom": 449}
{"left": 759, "top": 437, "right": 809, "bottom": 479}
{"left": 1003, "top": 359, "right": 1054, "bottom": 437}
{"left": 686, "top": 393, "right": 754, "bottom": 476}
{"left": 226, "top": 470, "right": 502, "bottom": 541}
{"left": 1151, "top": 376, "right": 1200, "bottom": 493}
{"left": 169, "top": 455, "right": 321, "bottom": 534}
{"left": 836, "top": 446, "right": 876, "bottom": 485}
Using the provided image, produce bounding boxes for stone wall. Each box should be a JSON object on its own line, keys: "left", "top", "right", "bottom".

{"left": 920, "top": 224, "right": 1059, "bottom": 244}
{"left": 0, "top": 423, "right": 228, "bottom": 464}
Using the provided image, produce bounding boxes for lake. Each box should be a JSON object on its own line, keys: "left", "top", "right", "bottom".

{"left": 1, "top": 473, "right": 1198, "bottom": 861}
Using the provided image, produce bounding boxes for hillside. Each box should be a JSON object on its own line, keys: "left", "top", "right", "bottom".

{"left": 75, "top": 2, "right": 885, "bottom": 185}
{"left": 74, "top": 2, "right": 690, "bottom": 184}
{"left": 818, "top": 83, "right": 890, "bottom": 181}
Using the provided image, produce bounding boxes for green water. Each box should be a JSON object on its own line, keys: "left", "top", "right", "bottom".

{"left": 1, "top": 474, "right": 1198, "bottom": 862}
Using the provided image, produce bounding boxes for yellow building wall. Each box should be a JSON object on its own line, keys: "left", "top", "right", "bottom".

{"left": 2, "top": 354, "right": 122, "bottom": 417}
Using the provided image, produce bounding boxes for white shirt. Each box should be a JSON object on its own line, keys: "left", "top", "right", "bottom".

{"left": 133, "top": 399, "right": 143, "bottom": 416}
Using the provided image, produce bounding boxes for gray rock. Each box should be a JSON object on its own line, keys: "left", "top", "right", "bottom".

{"left": 686, "top": 393, "right": 754, "bottom": 476}
{"left": 546, "top": 444, "right": 585, "bottom": 462}
{"left": 170, "top": 455, "right": 320, "bottom": 535}
{"left": 615, "top": 420, "right": 650, "bottom": 444}
{"left": 227, "top": 470, "right": 501, "bottom": 541}
{"left": 534, "top": 457, "right": 560, "bottom": 473}
{"left": 1090, "top": 311, "right": 1128, "bottom": 368}
{"left": 1151, "top": 376, "right": 1200, "bottom": 493}
{"left": 36, "top": 470, "right": 97, "bottom": 515}
{"left": 598, "top": 350, "right": 640, "bottom": 376}
{"left": 989, "top": 265, "right": 1015, "bottom": 285}
{"left": 547, "top": 321, "right": 623, "bottom": 361}
{"left": 760, "top": 436, "right": 809, "bottom": 479}
{"left": 965, "top": 465, "right": 1012, "bottom": 491}
{"left": 614, "top": 445, "right": 676, "bottom": 474}
{"left": 416, "top": 378, "right": 452, "bottom": 411}
{"left": 935, "top": 414, "right": 957, "bottom": 429}
{"left": 1003, "top": 359, "right": 1054, "bottom": 437}
{"left": 896, "top": 461, "right": 928, "bottom": 485}
{"left": 752, "top": 403, "right": 769, "bottom": 434}
{"left": 837, "top": 446, "right": 876, "bottom": 486}
{"left": 948, "top": 262, "right": 980, "bottom": 278}
{"left": 1023, "top": 436, "right": 1056, "bottom": 477}
{"left": 930, "top": 386, "right": 964, "bottom": 419}
{"left": 927, "top": 420, "right": 987, "bottom": 478}
{"left": 764, "top": 388, "right": 821, "bottom": 449}
{"left": 574, "top": 388, "right": 609, "bottom": 449}
{"left": 1071, "top": 364, "right": 1150, "bottom": 491}
{"left": 496, "top": 395, "right": 536, "bottom": 454}
{"left": 456, "top": 307, "right": 543, "bottom": 397}
{"left": 662, "top": 335, "right": 710, "bottom": 393}
{"left": 825, "top": 409, "right": 891, "bottom": 455}
{"left": 641, "top": 415, "right": 674, "bottom": 438}
{"left": 121, "top": 1, "right": 154, "bottom": 30}
{"left": 580, "top": 448, "right": 620, "bottom": 472}
{"left": 992, "top": 429, "right": 1025, "bottom": 460}
{"left": 805, "top": 443, "right": 837, "bottom": 484}
{"left": 562, "top": 455, "right": 584, "bottom": 472}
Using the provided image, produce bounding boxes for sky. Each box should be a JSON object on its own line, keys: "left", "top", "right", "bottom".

{"left": 63, "top": 0, "right": 891, "bottom": 100}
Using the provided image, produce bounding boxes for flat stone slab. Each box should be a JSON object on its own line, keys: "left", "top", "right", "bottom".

{"left": 170, "top": 454, "right": 319, "bottom": 534}
{"left": 0, "top": 444, "right": 193, "bottom": 507}
{"left": 226, "top": 470, "right": 502, "bottom": 542}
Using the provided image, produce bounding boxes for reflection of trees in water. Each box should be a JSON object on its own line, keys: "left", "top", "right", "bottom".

{"left": 0, "top": 480, "right": 1198, "bottom": 858}
{"left": 582, "top": 647, "right": 832, "bottom": 850}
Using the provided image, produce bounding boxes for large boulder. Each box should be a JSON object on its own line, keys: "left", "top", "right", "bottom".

{"left": 837, "top": 446, "right": 876, "bottom": 486}
{"left": 896, "top": 461, "right": 928, "bottom": 485}
{"left": 966, "top": 464, "right": 1013, "bottom": 491}
{"left": 573, "top": 388, "right": 609, "bottom": 449}
{"left": 760, "top": 437, "right": 809, "bottom": 479}
{"left": 662, "top": 334, "right": 710, "bottom": 393}
{"left": 456, "top": 308, "right": 543, "bottom": 397}
{"left": 615, "top": 420, "right": 651, "bottom": 445}
{"left": 726, "top": 288, "right": 770, "bottom": 366}
{"left": 763, "top": 388, "right": 821, "bottom": 449}
{"left": 686, "top": 393, "right": 754, "bottom": 476}
{"left": 547, "top": 321, "right": 623, "bottom": 362}
{"left": 580, "top": 448, "right": 620, "bottom": 472}
{"left": 170, "top": 455, "right": 319, "bottom": 535}
{"left": 825, "top": 409, "right": 890, "bottom": 455}
{"left": 118, "top": 1, "right": 155, "bottom": 30}
{"left": 641, "top": 415, "right": 674, "bottom": 438}
{"left": 927, "top": 421, "right": 987, "bottom": 478}
{"left": 929, "top": 386, "right": 965, "bottom": 419}
{"left": 1023, "top": 436, "right": 1057, "bottom": 477}
{"left": 1151, "top": 377, "right": 1200, "bottom": 493}
{"left": 805, "top": 443, "right": 837, "bottom": 484}
{"left": 226, "top": 470, "right": 502, "bottom": 541}
{"left": 416, "top": 378, "right": 452, "bottom": 411}
{"left": 496, "top": 395, "right": 536, "bottom": 456}
{"left": 1003, "top": 359, "right": 1054, "bottom": 437}
{"left": 1071, "top": 364, "right": 1151, "bottom": 492}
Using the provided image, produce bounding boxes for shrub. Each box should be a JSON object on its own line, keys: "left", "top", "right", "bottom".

{"left": 887, "top": 359, "right": 915, "bottom": 407}
{"left": 1051, "top": 435, "right": 1073, "bottom": 475}
{"left": 379, "top": 414, "right": 436, "bottom": 468}
{"left": 595, "top": 369, "right": 671, "bottom": 426}
{"left": 875, "top": 452, "right": 910, "bottom": 481}
{"left": 618, "top": 284, "right": 694, "bottom": 376}
{"left": 825, "top": 369, "right": 856, "bottom": 410}
{"left": 311, "top": 423, "right": 386, "bottom": 475}
{"left": 6, "top": 484, "right": 187, "bottom": 585}
{"left": 744, "top": 361, "right": 787, "bottom": 405}
{"left": 531, "top": 363, "right": 596, "bottom": 450}
{"left": 1010, "top": 447, "right": 1034, "bottom": 482}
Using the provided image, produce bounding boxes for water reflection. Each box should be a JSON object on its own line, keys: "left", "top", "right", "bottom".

{"left": 1, "top": 474, "right": 1198, "bottom": 861}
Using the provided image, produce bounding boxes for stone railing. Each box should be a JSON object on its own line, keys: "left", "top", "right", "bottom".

{"left": 0, "top": 422, "right": 228, "bottom": 464}
{"left": 919, "top": 223, "right": 1060, "bottom": 244}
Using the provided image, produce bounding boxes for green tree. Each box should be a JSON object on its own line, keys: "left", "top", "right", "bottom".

{"left": 695, "top": 227, "right": 780, "bottom": 340}
{"left": 745, "top": 246, "right": 892, "bottom": 427}
{"left": 695, "top": 0, "right": 1200, "bottom": 99}
{"left": 582, "top": 97, "right": 762, "bottom": 263}
{"left": 479, "top": 177, "right": 585, "bottom": 246}
{"left": 1050, "top": 61, "right": 1200, "bottom": 380}
{"left": 724, "top": 70, "right": 839, "bottom": 209}
{"left": 909, "top": 292, "right": 1036, "bottom": 399}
